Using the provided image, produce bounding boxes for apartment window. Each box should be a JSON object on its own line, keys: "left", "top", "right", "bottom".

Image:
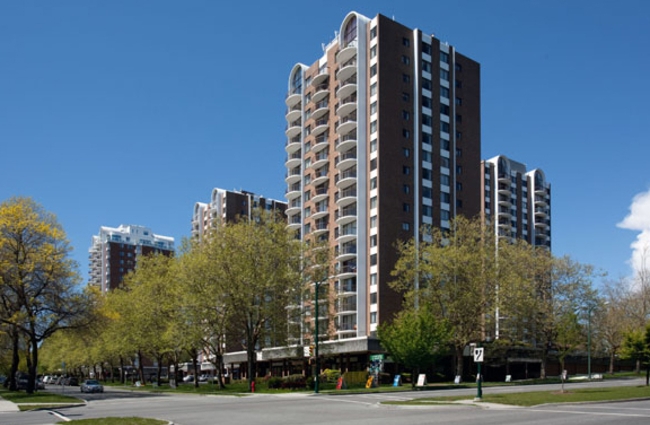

{"left": 370, "top": 253, "right": 377, "bottom": 265}
{"left": 402, "top": 222, "right": 411, "bottom": 231}
{"left": 441, "top": 157, "right": 450, "bottom": 168}
{"left": 403, "top": 166, "right": 411, "bottom": 175}
{"left": 422, "top": 169, "right": 432, "bottom": 180}
{"left": 370, "top": 101, "right": 377, "bottom": 115}
{"left": 422, "top": 151, "right": 432, "bottom": 162}
{"left": 422, "top": 78, "right": 432, "bottom": 91}
{"left": 304, "top": 206, "right": 311, "bottom": 217}
{"left": 441, "top": 192, "right": 450, "bottom": 203}
{"left": 304, "top": 191, "right": 311, "bottom": 201}
{"left": 370, "top": 158, "right": 377, "bottom": 171}
{"left": 370, "top": 26, "right": 377, "bottom": 39}
{"left": 370, "top": 139, "right": 377, "bottom": 152}
{"left": 370, "top": 273, "right": 377, "bottom": 285}
{"left": 423, "top": 133, "right": 432, "bottom": 145}
{"left": 441, "top": 175, "right": 450, "bottom": 186}
{"left": 403, "top": 37, "right": 410, "bottom": 47}
{"left": 441, "top": 86, "right": 450, "bottom": 98}
{"left": 456, "top": 114, "right": 462, "bottom": 123}
{"left": 370, "top": 120, "right": 377, "bottom": 133}
{"left": 370, "top": 292, "right": 378, "bottom": 304}
{"left": 402, "top": 110, "right": 410, "bottom": 120}
{"left": 403, "top": 184, "right": 410, "bottom": 194}
{"left": 303, "top": 223, "right": 311, "bottom": 235}
{"left": 456, "top": 148, "right": 462, "bottom": 158}
{"left": 422, "top": 96, "right": 432, "bottom": 108}
{"left": 422, "top": 114, "right": 432, "bottom": 126}
{"left": 457, "top": 199, "right": 463, "bottom": 208}
{"left": 403, "top": 203, "right": 411, "bottom": 212}
{"left": 455, "top": 97, "right": 462, "bottom": 106}
{"left": 403, "top": 148, "right": 410, "bottom": 157}
{"left": 456, "top": 80, "right": 463, "bottom": 88}
{"left": 370, "top": 82, "right": 377, "bottom": 96}
{"left": 456, "top": 165, "right": 463, "bottom": 175}
{"left": 440, "top": 69, "right": 449, "bottom": 81}
{"left": 422, "top": 60, "right": 432, "bottom": 72}
{"left": 456, "top": 131, "right": 462, "bottom": 140}
{"left": 370, "top": 45, "right": 377, "bottom": 59}
{"left": 423, "top": 187, "right": 432, "bottom": 199}
{"left": 370, "top": 177, "right": 377, "bottom": 189}
{"left": 402, "top": 92, "right": 410, "bottom": 101}
{"left": 370, "top": 196, "right": 377, "bottom": 209}
{"left": 401, "top": 55, "right": 410, "bottom": 65}
{"left": 370, "top": 216, "right": 377, "bottom": 228}
{"left": 423, "top": 205, "right": 433, "bottom": 217}
{"left": 440, "top": 104, "right": 450, "bottom": 115}
{"left": 441, "top": 122, "right": 450, "bottom": 133}
{"left": 456, "top": 182, "right": 463, "bottom": 191}
{"left": 370, "top": 234, "right": 377, "bottom": 247}
{"left": 422, "top": 42, "right": 432, "bottom": 54}
{"left": 440, "top": 51, "right": 449, "bottom": 63}
{"left": 370, "top": 64, "right": 377, "bottom": 77}
{"left": 402, "top": 74, "right": 410, "bottom": 83}
{"left": 403, "top": 129, "right": 410, "bottom": 138}
{"left": 441, "top": 210, "right": 450, "bottom": 220}
{"left": 455, "top": 63, "right": 462, "bottom": 72}
{"left": 370, "top": 312, "right": 377, "bottom": 324}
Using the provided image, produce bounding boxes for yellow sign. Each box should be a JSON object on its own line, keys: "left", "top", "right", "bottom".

{"left": 365, "top": 376, "right": 374, "bottom": 388}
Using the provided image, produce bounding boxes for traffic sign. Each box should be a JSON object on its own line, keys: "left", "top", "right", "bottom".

{"left": 473, "top": 347, "right": 484, "bottom": 363}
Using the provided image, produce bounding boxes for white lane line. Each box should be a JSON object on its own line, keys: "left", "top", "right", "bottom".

{"left": 49, "top": 410, "right": 71, "bottom": 422}
{"left": 529, "top": 408, "right": 650, "bottom": 418}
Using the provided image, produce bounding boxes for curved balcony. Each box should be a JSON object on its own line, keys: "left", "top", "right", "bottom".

{"left": 336, "top": 114, "right": 357, "bottom": 136}
{"left": 336, "top": 205, "right": 356, "bottom": 226}
{"left": 336, "top": 132, "right": 357, "bottom": 153}
{"left": 312, "top": 99, "right": 329, "bottom": 121}
{"left": 497, "top": 185, "right": 510, "bottom": 195}
{"left": 336, "top": 280, "right": 357, "bottom": 297}
{"left": 535, "top": 196, "right": 548, "bottom": 207}
{"left": 535, "top": 220, "right": 550, "bottom": 230}
{"left": 285, "top": 119, "right": 302, "bottom": 138}
{"left": 336, "top": 244, "right": 357, "bottom": 263}
{"left": 336, "top": 187, "right": 357, "bottom": 208}
{"left": 285, "top": 183, "right": 301, "bottom": 200}
{"left": 336, "top": 151, "right": 357, "bottom": 171}
{"left": 336, "top": 263, "right": 357, "bottom": 279}
{"left": 497, "top": 208, "right": 510, "bottom": 218}
{"left": 336, "top": 60, "right": 357, "bottom": 83}
{"left": 287, "top": 216, "right": 301, "bottom": 231}
{"left": 312, "top": 67, "right": 329, "bottom": 87}
{"left": 286, "top": 200, "right": 301, "bottom": 216}
{"left": 336, "top": 229, "right": 356, "bottom": 245}
{"left": 497, "top": 196, "right": 511, "bottom": 207}
{"left": 336, "top": 41, "right": 357, "bottom": 64}
{"left": 312, "top": 83, "right": 329, "bottom": 104}
{"left": 312, "top": 134, "right": 328, "bottom": 153}
{"left": 285, "top": 135, "right": 301, "bottom": 154}
{"left": 534, "top": 207, "right": 548, "bottom": 218}
{"left": 335, "top": 169, "right": 357, "bottom": 189}
{"left": 312, "top": 152, "right": 329, "bottom": 169}
{"left": 312, "top": 222, "right": 329, "bottom": 237}
{"left": 285, "top": 90, "right": 301, "bottom": 108}
{"left": 498, "top": 173, "right": 510, "bottom": 183}
{"left": 312, "top": 169, "right": 329, "bottom": 186}
{"left": 312, "top": 186, "right": 329, "bottom": 203}
{"left": 336, "top": 94, "right": 357, "bottom": 117}
{"left": 285, "top": 168, "right": 301, "bottom": 184}
{"left": 312, "top": 117, "right": 329, "bottom": 136}
{"left": 285, "top": 104, "right": 302, "bottom": 122}
{"left": 312, "top": 205, "right": 329, "bottom": 220}
{"left": 336, "top": 77, "right": 357, "bottom": 100}
{"left": 336, "top": 299, "right": 357, "bottom": 315}
{"left": 285, "top": 151, "right": 301, "bottom": 168}
{"left": 535, "top": 187, "right": 548, "bottom": 195}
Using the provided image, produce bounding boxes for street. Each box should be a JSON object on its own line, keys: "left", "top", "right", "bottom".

{"left": 1, "top": 379, "right": 649, "bottom": 425}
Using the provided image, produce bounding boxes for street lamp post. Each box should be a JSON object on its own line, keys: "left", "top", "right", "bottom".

{"left": 314, "top": 279, "right": 320, "bottom": 394}
{"left": 588, "top": 305, "right": 594, "bottom": 380}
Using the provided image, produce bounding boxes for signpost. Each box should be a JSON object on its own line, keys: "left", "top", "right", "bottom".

{"left": 473, "top": 346, "right": 483, "bottom": 401}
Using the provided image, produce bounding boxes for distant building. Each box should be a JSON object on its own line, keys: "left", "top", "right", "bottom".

{"left": 88, "top": 225, "right": 175, "bottom": 292}
{"left": 191, "top": 188, "right": 287, "bottom": 239}
{"left": 481, "top": 155, "right": 551, "bottom": 249}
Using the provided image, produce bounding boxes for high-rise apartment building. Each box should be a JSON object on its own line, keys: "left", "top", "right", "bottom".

{"left": 191, "top": 188, "right": 287, "bottom": 239}
{"left": 88, "top": 225, "right": 175, "bottom": 292}
{"left": 284, "top": 12, "right": 481, "bottom": 354}
{"left": 481, "top": 155, "right": 551, "bottom": 248}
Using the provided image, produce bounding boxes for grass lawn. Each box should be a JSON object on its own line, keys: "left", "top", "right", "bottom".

{"left": 56, "top": 418, "right": 167, "bottom": 425}
{"left": 387, "top": 385, "right": 650, "bottom": 407}
{"left": 0, "top": 387, "right": 82, "bottom": 404}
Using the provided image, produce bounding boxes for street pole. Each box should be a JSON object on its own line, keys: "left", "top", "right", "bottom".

{"left": 314, "top": 280, "right": 319, "bottom": 394}
{"left": 587, "top": 306, "right": 594, "bottom": 381}
{"left": 476, "top": 345, "right": 482, "bottom": 400}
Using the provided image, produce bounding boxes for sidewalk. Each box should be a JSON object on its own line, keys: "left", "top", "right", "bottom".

{"left": 0, "top": 396, "right": 19, "bottom": 412}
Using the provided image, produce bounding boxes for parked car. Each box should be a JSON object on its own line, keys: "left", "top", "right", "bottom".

{"left": 182, "top": 375, "right": 194, "bottom": 382}
{"left": 67, "top": 376, "right": 79, "bottom": 386}
{"left": 80, "top": 379, "right": 104, "bottom": 393}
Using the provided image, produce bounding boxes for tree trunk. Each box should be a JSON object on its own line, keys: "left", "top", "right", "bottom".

{"left": 26, "top": 335, "right": 37, "bottom": 394}
{"left": 609, "top": 351, "right": 616, "bottom": 374}
{"left": 9, "top": 328, "right": 19, "bottom": 391}
{"left": 119, "top": 356, "right": 126, "bottom": 384}
{"left": 454, "top": 345, "right": 464, "bottom": 378}
{"left": 137, "top": 350, "right": 145, "bottom": 383}
{"left": 191, "top": 351, "right": 200, "bottom": 388}
{"left": 216, "top": 355, "right": 225, "bottom": 389}
{"left": 646, "top": 364, "right": 649, "bottom": 386}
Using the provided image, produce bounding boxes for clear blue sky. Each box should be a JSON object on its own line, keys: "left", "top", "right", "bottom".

{"left": 2, "top": 1, "right": 649, "bottom": 287}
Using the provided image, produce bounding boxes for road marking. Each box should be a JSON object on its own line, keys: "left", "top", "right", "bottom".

{"left": 529, "top": 408, "right": 650, "bottom": 418}
{"left": 49, "top": 410, "right": 71, "bottom": 422}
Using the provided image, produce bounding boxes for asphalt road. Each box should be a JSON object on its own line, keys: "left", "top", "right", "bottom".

{"left": 1, "top": 379, "right": 649, "bottom": 425}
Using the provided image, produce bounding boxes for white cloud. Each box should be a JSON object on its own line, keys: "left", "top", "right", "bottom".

{"left": 617, "top": 188, "right": 650, "bottom": 274}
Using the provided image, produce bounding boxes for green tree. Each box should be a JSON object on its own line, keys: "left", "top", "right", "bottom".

{"left": 391, "top": 216, "right": 498, "bottom": 378}
{"left": 378, "top": 307, "right": 450, "bottom": 388}
{"left": 0, "top": 197, "right": 93, "bottom": 393}
{"left": 621, "top": 323, "right": 650, "bottom": 386}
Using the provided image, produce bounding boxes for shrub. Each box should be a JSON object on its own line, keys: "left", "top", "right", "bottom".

{"left": 321, "top": 369, "right": 342, "bottom": 383}
{"left": 267, "top": 377, "right": 283, "bottom": 389}
{"left": 281, "top": 374, "right": 306, "bottom": 390}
